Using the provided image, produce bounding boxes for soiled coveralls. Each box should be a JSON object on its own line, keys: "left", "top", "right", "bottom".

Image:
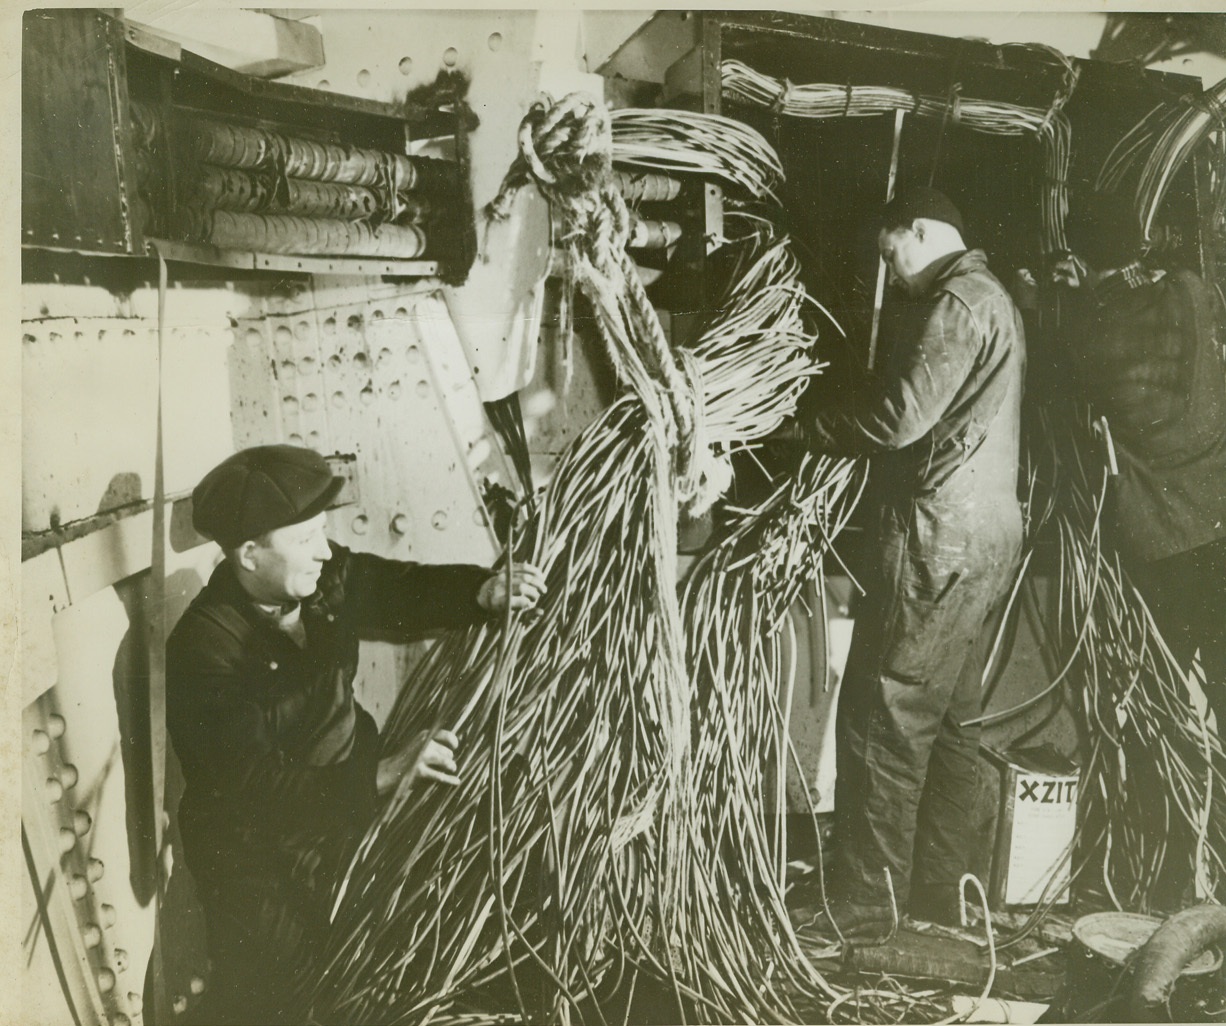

{"left": 167, "top": 543, "right": 489, "bottom": 1025}
{"left": 802, "top": 248, "right": 1025, "bottom": 915}
{"left": 1069, "top": 266, "right": 1226, "bottom": 732}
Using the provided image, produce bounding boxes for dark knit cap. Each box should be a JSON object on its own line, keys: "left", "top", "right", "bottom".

{"left": 192, "top": 445, "right": 343, "bottom": 549}
{"left": 879, "top": 186, "right": 965, "bottom": 236}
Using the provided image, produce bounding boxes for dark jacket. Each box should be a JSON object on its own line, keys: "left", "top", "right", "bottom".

{"left": 166, "top": 541, "right": 489, "bottom": 900}
{"left": 804, "top": 248, "right": 1026, "bottom": 515}
{"left": 1070, "top": 269, "right": 1226, "bottom": 563}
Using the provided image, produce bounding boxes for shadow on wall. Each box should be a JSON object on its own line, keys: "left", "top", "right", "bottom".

{"left": 102, "top": 464, "right": 216, "bottom": 1009}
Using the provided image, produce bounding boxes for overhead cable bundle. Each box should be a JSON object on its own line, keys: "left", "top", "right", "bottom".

{"left": 310, "top": 93, "right": 867, "bottom": 1025}
{"left": 610, "top": 107, "right": 786, "bottom": 202}
{"left": 1097, "top": 75, "right": 1226, "bottom": 244}
{"left": 720, "top": 51, "right": 1078, "bottom": 253}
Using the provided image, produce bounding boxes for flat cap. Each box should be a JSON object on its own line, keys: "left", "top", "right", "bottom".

{"left": 880, "top": 185, "right": 965, "bottom": 236}
{"left": 192, "top": 445, "right": 343, "bottom": 549}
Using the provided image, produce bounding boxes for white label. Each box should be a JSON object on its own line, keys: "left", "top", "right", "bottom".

{"left": 1005, "top": 774, "right": 1078, "bottom": 905}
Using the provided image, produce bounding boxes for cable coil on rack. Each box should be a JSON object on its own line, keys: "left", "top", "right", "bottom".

{"left": 129, "top": 103, "right": 462, "bottom": 261}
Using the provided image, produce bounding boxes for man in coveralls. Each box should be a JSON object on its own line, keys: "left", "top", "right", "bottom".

{"left": 167, "top": 445, "right": 545, "bottom": 1023}
{"left": 795, "top": 187, "right": 1026, "bottom": 942}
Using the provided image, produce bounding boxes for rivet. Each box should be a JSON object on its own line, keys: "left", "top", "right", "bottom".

{"left": 269, "top": 661, "right": 278, "bottom": 671}
{"left": 442, "top": 46, "right": 458, "bottom": 67}
{"left": 332, "top": 391, "right": 346, "bottom": 409}
{"left": 101, "top": 903, "right": 117, "bottom": 928}
{"left": 46, "top": 778, "right": 64, "bottom": 803}
{"left": 398, "top": 56, "right": 413, "bottom": 76}
{"left": 127, "top": 993, "right": 144, "bottom": 1014}
{"left": 300, "top": 356, "right": 317, "bottom": 373}
{"left": 68, "top": 876, "right": 88, "bottom": 900}
{"left": 391, "top": 514, "right": 409, "bottom": 535}
{"left": 280, "top": 360, "right": 296, "bottom": 378}
{"left": 322, "top": 316, "right": 337, "bottom": 335}
{"left": 82, "top": 923, "right": 102, "bottom": 948}
{"left": 60, "top": 764, "right": 79, "bottom": 789}
{"left": 318, "top": 79, "right": 330, "bottom": 90}
{"left": 113, "top": 1015, "right": 131, "bottom": 1026}
{"left": 326, "top": 613, "right": 335, "bottom": 623}
{"left": 359, "top": 387, "right": 375, "bottom": 405}
{"left": 295, "top": 319, "right": 311, "bottom": 339}
{"left": 190, "top": 976, "right": 206, "bottom": 995}
{"left": 357, "top": 68, "right": 372, "bottom": 88}
{"left": 302, "top": 393, "right": 319, "bottom": 412}
{"left": 59, "top": 828, "right": 77, "bottom": 854}
{"left": 73, "top": 810, "right": 92, "bottom": 836}
{"left": 406, "top": 344, "right": 421, "bottom": 362}
{"left": 173, "top": 995, "right": 188, "bottom": 1015}
{"left": 473, "top": 508, "right": 489, "bottom": 527}
{"left": 347, "top": 314, "right": 363, "bottom": 331}
{"left": 431, "top": 510, "right": 448, "bottom": 530}
{"left": 488, "top": 32, "right": 503, "bottom": 51}
{"left": 97, "top": 968, "right": 116, "bottom": 994}
{"left": 274, "top": 325, "right": 294, "bottom": 346}
{"left": 87, "top": 858, "right": 105, "bottom": 882}
{"left": 352, "top": 515, "right": 369, "bottom": 535}
{"left": 388, "top": 382, "right": 402, "bottom": 400}
{"left": 47, "top": 714, "right": 66, "bottom": 739}
{"left": 113, "top": 948, "right": 129, "bottom": 973}
{"left": 31, "top": 729, "right": 51, "bottom": 755}
{"left": 288, "top": 433, "right": 304, "bottom": 445}
{"left": 416, "top": 380, "right": 430, "bottom": 397}
{"left": 353, "top": 351, "right": 370, "bottom": 368}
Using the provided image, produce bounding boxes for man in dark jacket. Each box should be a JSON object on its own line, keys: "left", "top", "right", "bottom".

{"left": 1047, "top": 201, "right": 1226, "bottom": 738}
{"left": 167, "top": 444, "right": 544, "bottom": 1024}
{"left": 795, "top": 187, "right": 1025, "bottom": 942}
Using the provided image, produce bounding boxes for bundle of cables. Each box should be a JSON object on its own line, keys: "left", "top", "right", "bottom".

{"left": 971, "top": 404, "right": 1225, "bottom": 917}
{"left": 1097, "top": 75, "right": 1226, "bottom": 245}
{"left": 610, "top": 107, "right": 786, "bottom": 203}
{"left": 307, "top": 94, "right": 873, "bottom": 1025}
{"left": 720, "top": 49, "right": 1078, "bottom": 255}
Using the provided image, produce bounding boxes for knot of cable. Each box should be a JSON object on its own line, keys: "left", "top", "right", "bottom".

{"left": 487, "top": 92, "right": 709, "bottom": 511}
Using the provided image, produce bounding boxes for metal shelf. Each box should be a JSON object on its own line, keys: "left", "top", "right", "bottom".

{"left": 146, "top": 238, "right": 441, "bottom": 278}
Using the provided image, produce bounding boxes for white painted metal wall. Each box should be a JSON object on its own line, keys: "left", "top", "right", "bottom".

{"left": 20, "top": 10, "right": 618, "bottom": 1020}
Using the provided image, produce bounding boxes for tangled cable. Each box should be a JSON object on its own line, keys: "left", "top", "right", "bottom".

{"left": 487, "top": 92, "right": 719, "bottom": 512}
{"left": 1098, "top": 74, "right": 1226, "bottom": 245}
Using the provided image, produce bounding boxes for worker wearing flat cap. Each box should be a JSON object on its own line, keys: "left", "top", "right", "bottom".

{"left": 788, "top": 187, "right": 1026, "bottom": 943}
{"left": 166, "top": 445, "right": 544, "bottom": 1024}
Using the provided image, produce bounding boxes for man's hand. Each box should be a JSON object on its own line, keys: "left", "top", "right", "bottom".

{"left": 377, "top": 728, "right": 461, "bottom": 796}
{"left": 1012, "top": 268, "right": 1039, "bottom": 310}
{"left": 476, "top": 562, "right": 546, "bottom": 614}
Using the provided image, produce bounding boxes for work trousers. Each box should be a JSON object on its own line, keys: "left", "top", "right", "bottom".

{"left": 832, "top": 496, "right": 1021, "bottom": 913}
{"left": 185, "top": 869, "right": 330, "bottom": 1026}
